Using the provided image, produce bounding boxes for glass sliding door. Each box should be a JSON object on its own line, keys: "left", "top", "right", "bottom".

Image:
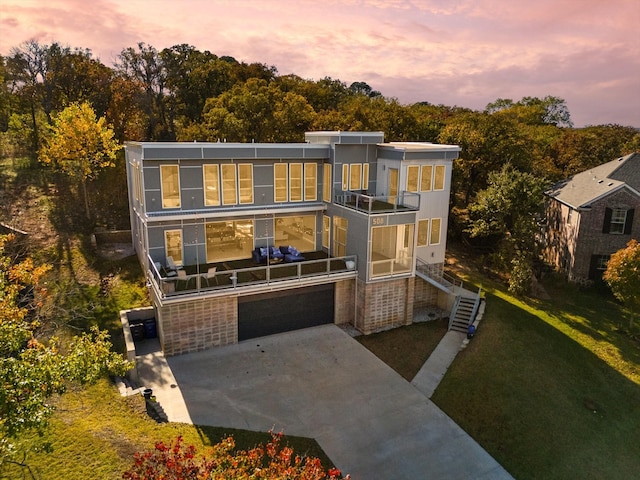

{"left": 206, "top": 220, "right": 254, "bottom": 262}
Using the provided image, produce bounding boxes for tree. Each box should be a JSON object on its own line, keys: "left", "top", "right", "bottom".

{"left": 466, "top": 163, "right": 546, "bottom": 295}
{"left": 603, "top": 239, "right": 640, "bottom": 330}
{"left": 0, "top": 234, "right": 130, "bottom": 476}
{"left": 486, "top": 96, "right": 573, "bottom": 127}
{"left": 123, "top": 432, "right": 346, "bottom": 480}
{"left": 201, "top": 78, "right": 315, "bottom": 142}
{"left": 438, "top": 111, "right": 532, "bottom": 204}
{"left": 39, "top": 102, "right": 121, "bottom": 219}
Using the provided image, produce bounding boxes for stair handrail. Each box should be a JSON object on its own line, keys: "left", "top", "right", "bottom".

{"left": 448, "top": 294, "right": 462, "bottom": 331}
{"left": 469, "top": 287, "right": 483, "bottom": 324}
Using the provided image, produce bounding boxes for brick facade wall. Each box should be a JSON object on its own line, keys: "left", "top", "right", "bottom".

{"left": 572, "top": 189, "right": 640, "bottom": 282}
{"left": 355, "top": 277, "right": 413, "bottom": 335}
{"left": 334, "top": 279, "right": 356, "bottom": 325}
{"left": 413, "top": 276, "right": 440, "bottom": 309}
{"left": 159, "top": 296, "right": 238, "bottom": 356}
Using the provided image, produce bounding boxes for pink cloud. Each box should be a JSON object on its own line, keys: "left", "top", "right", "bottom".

{"left": 0, "top": 0, "right": 638, "bottom": 127}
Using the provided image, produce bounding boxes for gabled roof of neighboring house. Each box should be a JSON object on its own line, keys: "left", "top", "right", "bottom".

{"left": 545, "top": 153, "right": 640, "bottom": 209}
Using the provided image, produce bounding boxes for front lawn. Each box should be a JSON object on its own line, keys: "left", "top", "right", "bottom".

{"left": 432, "top": 273, "right": 640, "bottom": 479}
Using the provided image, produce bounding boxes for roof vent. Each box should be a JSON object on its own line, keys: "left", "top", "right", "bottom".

{"left": 608, "top": 182, "right": 614, "bottom": 186}
{"left": 598, "top": 180, "right": 603, "bottom": 184}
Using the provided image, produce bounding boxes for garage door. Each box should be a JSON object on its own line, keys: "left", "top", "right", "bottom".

{"left": 238, "top": 284, "right": 334, "bottom": 341}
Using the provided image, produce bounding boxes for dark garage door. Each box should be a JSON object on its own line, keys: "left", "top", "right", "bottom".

{"left": 238, "top": 284, "right": 334, "bottom": 341}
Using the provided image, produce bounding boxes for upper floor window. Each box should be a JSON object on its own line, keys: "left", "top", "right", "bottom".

{"left": 417, "top": 219, "right": 429, "bottom": 247}
{"left": 203, "top": 164, "right": 220, "bottom": 206}
{"left": 434, "top": 165, "right": 446, "bottom": 190}
{"left": 323, "top": 164, "right": 332, "bottom": 202}
{"left": 407, "top": 165, "right": 419, "bottom": 192}
{"left": 603, "top": 207, "right": 634, "bottom": 234}
{"left": 221, "top": 164, "right": 237, "bottom": 205}
{"left": 275, "top": 163, "right": 288, "bottom": 202}
{"left": 304, "top": 163, "right": 317, "bottom": 201}
{"left": 160, "top": 165, "right": 180, "bottom": 208}
{"left": 420, "top": 165, "right": 433, "bottom": 191}
{"left": 341, "top": 163, "right": 369, "bottom": 191}
{"left": 290, "top": 163, "right": 303, "bottom": 202}
{"left": 350, "top": 164, "right": 362, "bottom": 190}
{"left": 238, "top": 164, "right": 253, "bottom": 204}
{"left": 430, "top": 218, "right": 442, "bottom": 245}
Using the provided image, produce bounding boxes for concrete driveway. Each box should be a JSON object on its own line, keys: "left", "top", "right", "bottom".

{"left": 136, "top": 324, "right": 512, "bottom": 479}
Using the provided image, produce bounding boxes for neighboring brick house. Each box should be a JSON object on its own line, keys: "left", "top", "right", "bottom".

{"left": 543, "top": 153, "right": 640, "bottom": 283}
{"left": 125, "top": 131, "right": 464, "bottom": 355}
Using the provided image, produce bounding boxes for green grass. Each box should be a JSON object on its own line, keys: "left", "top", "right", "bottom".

{"left": 430, "top": 273, "right": 640, "bottom": 480}
{"left": 4, "top": 379, "right": 334, "bottom": 479}
{"left": 356, "top": 319, "right": 449, "bottom": 380}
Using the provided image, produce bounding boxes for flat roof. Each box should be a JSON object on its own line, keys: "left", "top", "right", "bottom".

{"left": 378, "top": 142, "right": 461, "bottom": 152}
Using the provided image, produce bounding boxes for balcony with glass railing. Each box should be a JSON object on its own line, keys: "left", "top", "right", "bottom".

{"left": 148, "top": 251, "right": 357, "bottom": 300}
{"left": 334, "top": 191, "right": 420, "bottom": 214}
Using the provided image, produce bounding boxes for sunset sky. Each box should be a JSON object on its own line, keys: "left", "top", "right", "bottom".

{"left": 1, "top": 0, "right": 639, "bottom": 128}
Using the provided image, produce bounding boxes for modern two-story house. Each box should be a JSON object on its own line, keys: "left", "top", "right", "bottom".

{"left": 125, "top": 131, "right": 468, "bottom": 355}
{"left": 543, "top": 152, "right": 640, "bottom": 283}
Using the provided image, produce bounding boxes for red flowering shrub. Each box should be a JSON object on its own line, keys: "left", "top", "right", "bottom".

{"left": 123, "top": 432, "right": 347, "bottom": 479}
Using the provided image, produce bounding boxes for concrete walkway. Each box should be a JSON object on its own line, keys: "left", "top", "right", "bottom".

{"left": 135, "top": 324, "right": 511, "bottom": 479}
{"left": 412, "top": 330, "right": 468, "bottom": 398}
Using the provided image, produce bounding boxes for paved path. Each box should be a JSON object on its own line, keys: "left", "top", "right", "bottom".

{"left": 412, "top": 330, "right": 468, "bottom": 398}
{"left": 135, "top": 325, "right": 512, "bottom": 479}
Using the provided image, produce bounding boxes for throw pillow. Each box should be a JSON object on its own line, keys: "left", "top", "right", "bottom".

{"left": 259, "top": 247, "right": 268, "bottom": 257}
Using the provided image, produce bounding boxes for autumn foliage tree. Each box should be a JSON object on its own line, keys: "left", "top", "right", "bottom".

{"left": 603, "top": 239, "right": 640, "bottom": 330}
{"left": 38, "top": 101, "right": 121, "bottom": 219}
{"left": 123, "top": 432, "right": 346, "bottom": 480}
{"left": 0, "top": 234, "right": 130, "bottom": 476}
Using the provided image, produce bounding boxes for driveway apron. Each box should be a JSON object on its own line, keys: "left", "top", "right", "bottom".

{"left": 137, "top": 324, "right": 512, "bottom": 479}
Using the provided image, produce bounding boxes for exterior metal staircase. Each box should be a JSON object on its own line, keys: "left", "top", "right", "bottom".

{"left": 448, "top": 293, "right": 482, "bottom": 333}
{"left": 415, "top": 257, "right": 482, "bottom": 332}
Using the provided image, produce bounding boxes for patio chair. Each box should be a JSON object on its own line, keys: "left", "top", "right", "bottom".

{"left": 204, "top": 266, "right": 218, "bottom": 287}
{"left": 166, "top": 256, "right": 183, "bottom": 272}
{"left": 176, "top": 269, "right": 190, "bottom": 290}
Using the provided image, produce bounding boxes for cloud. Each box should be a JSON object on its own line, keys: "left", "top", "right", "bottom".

{"left": 1, "top": 0, "right": 638, "bottom": 126}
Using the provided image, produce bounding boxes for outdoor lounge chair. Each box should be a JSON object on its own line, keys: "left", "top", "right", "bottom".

{"left": 279, "top": 245, "right": 305, "bottom": 263}
{"left": 204, "top": 266, "right": 218, "bottom": 287}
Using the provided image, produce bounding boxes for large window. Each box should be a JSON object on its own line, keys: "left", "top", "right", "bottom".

{"left": 221, "top": 164, "right": 237, "bottom": 205}
{"left": 350, "top": 164, "right": 362, "bottom": 190}
{"left": 407, "top": 165, "right": 419, "bottom": 192}
{"left": 370, "top": 224, "right": 414, "bottom": 277}
{"left": 322, "top": 215, "right": 330, "bottom": 249}
{"left": 304, "top": 163, "right": 317, "bottom": 201}
{"left": 238, "top": 164, "right": 253, "bottom": 204}
{"left": 430, "top": 218, "right": 442, "bottom": 245}
{"left": 417, "top": 219, "right": 429, "bottom": 247}
{"left": 205, "top": 220, "right": 254, "bottom": 262}
{"left": 333, "top": 216, "right": 348, "bottom": 257}
{"left": 420, "top": 165, "right": 432, "bottom": 192}
{"left": 164, "top": 230, "right": 183, "bottom": 265}
{"left": 434, "top": 165, "right": 445, "bottom": 190}
{"left": 290, "top": 163, "right": 303, "bottom": 202}
{"left": 203, "top": 164, "right": 220, "bottom": 206}
{"left": 323, "top": 164, "right": 332, "bottom": 202}
{"left": 274, "top": 164, "right": 288, "bottom": 202}
{"left": 160, "top": 165, "right": 180, "bottom": 208}
{"left": 275, "top": 215, "right": 315, "bottom": 252}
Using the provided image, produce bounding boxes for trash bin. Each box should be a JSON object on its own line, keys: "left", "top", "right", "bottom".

{"left": 143, "top": 388, "right": 153, "bottom": 399}
{"left": 467, "top": 324, "right": 476, "bottom": 339}
{"left": 130, "top": 322, "right": 145, "bottom": 341}
{"left": 144, "top": 318, "right": 157, "bottom": 339}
